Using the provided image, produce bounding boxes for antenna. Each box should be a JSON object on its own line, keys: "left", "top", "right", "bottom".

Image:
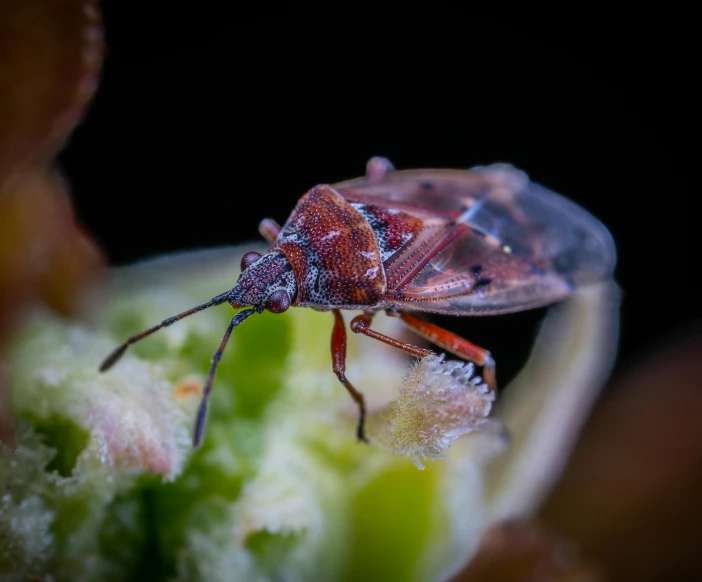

{"left": 99, "top": 292, "right": 231, "bottom": 372}
{"left": 192, "top": 307, "right": 256, "bottom": 446}
{"left": 99, "top": 292, "right": 258, "bottom": 447}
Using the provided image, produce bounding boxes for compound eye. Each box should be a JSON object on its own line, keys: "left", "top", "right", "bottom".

{"left": 266, "top": 290, "right": 290, "bottom": 314}
{"left": 240, "top": 251, "right": 262, "bottom": 271}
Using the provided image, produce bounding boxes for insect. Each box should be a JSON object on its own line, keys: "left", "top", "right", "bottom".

{"left": 100, "top": 157, "right": 616, "bottom": 447}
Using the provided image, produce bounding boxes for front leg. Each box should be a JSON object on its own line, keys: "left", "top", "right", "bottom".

{"left": 365, "top": 156, "right": 395, "bottom": 184}
{"left": 331, "top": 309, "right": 368, "bottom": 443}
{"left": 259, "top": 218, "right": 281, "bottom": 244}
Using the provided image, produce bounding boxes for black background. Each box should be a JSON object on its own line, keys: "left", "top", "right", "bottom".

{"left": 59, "top": 4, "right": 696, "bottom": 386}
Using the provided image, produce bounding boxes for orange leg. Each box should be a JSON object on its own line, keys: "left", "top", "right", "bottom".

{"left": 259, "top": 218, "right": 281, "bottom": 244}
{"left": 397, "top": 312, "right": 496, "bottom": 392}
{"left": 331, "top": 309, "right": 368, "bottom": 443}
{"left": 350, "top": 312, "right": 434, "bottom": 359}
{"left": 350, "top": 311, "right": 495, "bottom": 392}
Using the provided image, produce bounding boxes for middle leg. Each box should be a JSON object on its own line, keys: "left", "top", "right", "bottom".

{"left": 350, "top": 312, "right": 434, "bottom": 359}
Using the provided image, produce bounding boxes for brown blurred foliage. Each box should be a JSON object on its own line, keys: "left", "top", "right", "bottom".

{"left": 539, "top": 329, "right": 702, "bottom": 582}
{"left": 0, "top": 0, "right": 106, "bottom": 447}
{"left": 452, "top": 328, "right": 702, "bottom": 582}
{"left": 452, "top": 520, "right": 604, "bottom": 582}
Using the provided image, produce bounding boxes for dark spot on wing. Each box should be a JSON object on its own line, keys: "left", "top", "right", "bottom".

{"left": 529, "top": 263, "right": 545, "bottom": 276}
{"left": 552, "top": 255, "right": 574, "bottom": 276}
{"left": 470, "top": 265, "right": 483, "bottom": 275}
{"left": 420, "top": 182, "right": 433, "bottom": 190}
{"left": 474, "top": 277, "right": 492, "bottom": 289}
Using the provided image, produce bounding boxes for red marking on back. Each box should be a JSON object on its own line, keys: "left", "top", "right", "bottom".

{"left": 353, "top": 204, "right": 423, "bottom": 262}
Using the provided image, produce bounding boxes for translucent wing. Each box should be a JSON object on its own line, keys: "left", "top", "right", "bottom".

{"left": 334, "top": 164, "right": 616, "bottom": 315}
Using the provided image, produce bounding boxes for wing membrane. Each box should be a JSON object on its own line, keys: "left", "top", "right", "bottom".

{"left": 335, "top": 164, "right": 616, "bottom": 315}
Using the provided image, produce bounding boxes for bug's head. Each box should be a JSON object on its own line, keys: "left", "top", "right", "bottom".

{"left": 229, "top": 251, "right": 297, "bottom": 314}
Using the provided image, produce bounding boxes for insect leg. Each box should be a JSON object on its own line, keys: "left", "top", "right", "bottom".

{"left": 397, "top": 312, "right": 496, "bottom": 393}
{"left": 331, "top": 309, "right": 369, "bottom": 443}
{"left": 365, "top": 156, "right": 395, "bottom": 184}
{"left": 350, "top": 312, "right": 434, "bottom": 359}
{"left": 259, "top": 218, "right": 281, "bottom": 244}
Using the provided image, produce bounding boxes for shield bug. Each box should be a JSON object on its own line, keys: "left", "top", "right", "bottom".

{"left": 100, "top": 157, "right": 616, "bottom": 447}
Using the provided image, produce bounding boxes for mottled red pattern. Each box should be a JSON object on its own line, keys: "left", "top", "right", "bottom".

{"left": 274, "top": 185, "right": 386, "bottom": 308}
{"left": 353, "top": 204, "right": 423, "bottom": 261}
